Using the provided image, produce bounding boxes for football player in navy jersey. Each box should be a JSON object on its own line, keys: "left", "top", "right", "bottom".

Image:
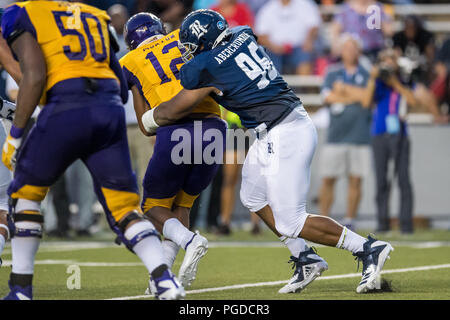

{"left": 142, "top": 9, "right": 394, "bottom": 294}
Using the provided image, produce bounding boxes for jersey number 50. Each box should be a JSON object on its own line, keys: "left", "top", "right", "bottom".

{"left": 53, "top": 11, "right": 107, "bottom": 62}
{"left": 234, "top": 42, "right": 277, "bottom": 90}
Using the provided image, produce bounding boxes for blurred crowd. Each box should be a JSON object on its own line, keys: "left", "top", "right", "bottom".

{"left": 1, "top": 0, "right": 450, "bottom": 237}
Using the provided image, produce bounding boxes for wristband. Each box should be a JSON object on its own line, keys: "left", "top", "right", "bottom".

{"left": 141, "top": 108, "right": 159, "bottom": 134}
{"left": 10, "top": 125, "right": 24, "bottom": 139}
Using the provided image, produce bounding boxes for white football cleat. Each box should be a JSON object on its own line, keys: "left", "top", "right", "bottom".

{"left": 178, "top": 232, "right": 208, "bottom": 287}
{"left": 279, "top": 247, "right": 328, "bottom": 294}
{"left": 354, "top": 235, "right": 394, "bottom": 293}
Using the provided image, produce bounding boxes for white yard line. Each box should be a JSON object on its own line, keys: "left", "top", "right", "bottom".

{"left": 1, "top": 259, "right": 144, "bottom": 267}
{"left": 106, "top": 263, "right": 450, "bottom": 300}
{"left": 2, "top": 240, "right": 449, "bottom": 254}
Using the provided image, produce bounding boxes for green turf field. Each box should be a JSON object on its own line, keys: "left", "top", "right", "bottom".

{"left": 1, "top": 229, "right": 449, "bottom": 300}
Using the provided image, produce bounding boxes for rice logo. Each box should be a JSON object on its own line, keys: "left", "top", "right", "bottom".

{"left": 217, "top": 21, "right": 225, "bottom": 31}
{"left": 189, "top": 20, "right": 208, "bottom": 39}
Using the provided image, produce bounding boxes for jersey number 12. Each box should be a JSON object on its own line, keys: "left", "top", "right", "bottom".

{"left": 234, "top": 42, "right": 277, "bottom": 89}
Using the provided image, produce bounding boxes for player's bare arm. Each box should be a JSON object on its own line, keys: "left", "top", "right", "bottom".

{"left": 141, "top": 87, "right": 216, "bottom": 134}
{"left": 0, "top": 31, "right": 21, "bottom": 84}
{"left": 10, "top": 32, "right": 45, "bottom": 129}
{"left": 131, "top": 85, "right": 152, "bottom": 136}
{"left": 154, "top": 87, "right": 217, "bottom": 125}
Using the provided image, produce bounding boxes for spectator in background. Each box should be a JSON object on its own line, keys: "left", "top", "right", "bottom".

{"left": 393, "top": 15, "right": 434, "bottom": 67}
{"left": 211, "top": 0, "right": 254, "bottom": 27}
{"left": 364, "top": 49, "right": 417, "bottom": 234}
{"left": 108, "top": 4, "right": 129, "bottom": 58}
{"left": 217, "top": 109, "right": 260, "bottom": 235}
{"left": 319, "top": 34, "right": 371, "bottom": 231}
{"left": 244, "top": 0, "right": 270, "bottom": 15}
{"left": 430, "top": 37, "right": 450, "bottom": 117}
{"left": 46, "top": 176, "right": 72, "bottom": 238}
{"left": 255, "top": 0, "right": 321, "bottom": 75}
{"left": 135, "top": 0, "right": 194, "bottom": 30}
{"left": 393, "top": 15, "right": 447, "bottom": 124}
{"left": 65, "top": 160, "right": 97, "bottom": 236}
{"left": 82, "top": 0, "right": 135, "bottom": 15}
{"left": 330, "top": 0, "right": 393, "bottom": 63}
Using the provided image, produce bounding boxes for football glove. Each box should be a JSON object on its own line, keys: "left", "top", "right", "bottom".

{"left": 0, "top": 98, "right": 16, "bottom": 121}
{"left": 2, "top": 133, "right": 22, "bottom": 171}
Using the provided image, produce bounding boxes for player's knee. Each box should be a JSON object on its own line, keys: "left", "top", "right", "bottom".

{"left": 240, "top": 188, "right": 266, "bottom": 213}
{"left": 173, "top": 190, "right": 197, "bottom": 209}
{"left": 274, "top": 212, "right": 309, "bottom": 239}
{"left": 101, "top": 187, "right": 142, "bottom": 222}
{"left": 9, "top": 198, "right": 43, "bottom": 239}
{"left": 141, "top": 197, "right": 175, "bottom": 215}
{"left": 116, "top": 211, "right": 160, "bottom": 252}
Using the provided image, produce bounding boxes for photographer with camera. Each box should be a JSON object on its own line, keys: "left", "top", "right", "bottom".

{"left": 363, "top": 49, "right": 417, "bottom": 234}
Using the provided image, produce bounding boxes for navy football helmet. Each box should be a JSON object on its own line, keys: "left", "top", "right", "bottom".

{"left": 124, "top": 12, "right": 166, "bottom": 50}
{"left": 178, "top": 9, "right": 229, "bottom": 62}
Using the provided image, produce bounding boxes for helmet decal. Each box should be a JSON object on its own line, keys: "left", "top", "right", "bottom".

{"left": 217, "top": 21, "right": 225, "bottom": 31}
{"left": 189, "top": 20, "right": 208, "bottom": 40}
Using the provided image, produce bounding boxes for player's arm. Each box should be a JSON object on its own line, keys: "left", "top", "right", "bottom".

{"left": 2, "top": 32, "right": 45, "bottom": 170}
{"left": 0, "top": 31, "right": 21, "bottom": 83}
{"left": 141, "top": 87, "right": 216, "bottom": 134}
{"left": 110, "top": 52, "right": 128, "bottom": 104}
{"left": 10, "top": 32, "right": 45, "bottom": 129}
{"left": 361, "top": 67, "right": 379, "bottom": 109}
{"left": 130, "top": 85, "right": 152, "bottom": 136}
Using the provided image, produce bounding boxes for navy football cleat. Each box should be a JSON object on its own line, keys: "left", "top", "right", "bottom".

{"left": 3, "top": 281, "right": 32, "bottom": 300}
{"left": 353, "top": 235, "right": 394, "bottom": 293}
{"left": 278, "top": 247, "right": 328, "bottom": 294}
{"left": 152, "top": 269, "right": 185, "bottom": 300}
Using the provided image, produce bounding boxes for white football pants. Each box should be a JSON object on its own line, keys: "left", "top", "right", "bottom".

{"left": 240, "top": 106, "right": 317, "bottom": 238}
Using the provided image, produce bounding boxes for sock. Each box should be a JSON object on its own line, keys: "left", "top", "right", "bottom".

{"left": 151, "top": 264, "right": 168, "bottom": 279}
{"left": 124, "top": 220, "right": 166, "bottom": 274}
{"left": 336, "top": 227, "right": 366, "bottom": 254}
{"left": 342, "top": 217, "right": 353, "bottom": 225}
{"left": 163, "top": 218, "right": 195, "bottom": 250}
{"left": 11, "top": 221, "right": 41, "bottom": 275}
{"left": 10, "top": 273, "right": 33, "bottom": 288}
{"left": 162, "top": 239, "right": 180, "bottom": 268}
{"left": 280, "top": 236, "right": 308, "bottom": 257}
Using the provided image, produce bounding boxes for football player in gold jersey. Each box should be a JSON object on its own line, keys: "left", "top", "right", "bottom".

{"left": 120, "top": 13, "right": 226, "bottom": 291}
{"left": 1, "top": 1, "right": 184, "bottom": 300}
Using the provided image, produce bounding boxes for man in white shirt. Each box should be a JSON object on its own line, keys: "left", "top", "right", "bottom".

{"left": 255, "top": 0, "right": 321, "bottom": 75}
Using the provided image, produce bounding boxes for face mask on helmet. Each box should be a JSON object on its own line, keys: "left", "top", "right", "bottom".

{"left": 178, "top": 41, "right": 197, "bottom": 63}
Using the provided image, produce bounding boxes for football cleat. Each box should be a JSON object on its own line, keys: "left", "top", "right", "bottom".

{"left": 144, "top": 274, "right": 157, "bottom": 296}
{"left": 3, "top": 281, "right": 33, "bottom": 300}
{"left": 178, "top": 232, "right": 208, "bottom": 287}
{"left": 353, "top": 235, "right": 394, "bottom": 293}
{"left": 278, "top": 247, "right": 328, "bottom": 294}
{"left": 152, "top": 269, "right": 185, "bottom": 300}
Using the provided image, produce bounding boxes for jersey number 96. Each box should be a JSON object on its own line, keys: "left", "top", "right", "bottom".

{"left": 234, "top": 42, "right": 277, "bottom": 90}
